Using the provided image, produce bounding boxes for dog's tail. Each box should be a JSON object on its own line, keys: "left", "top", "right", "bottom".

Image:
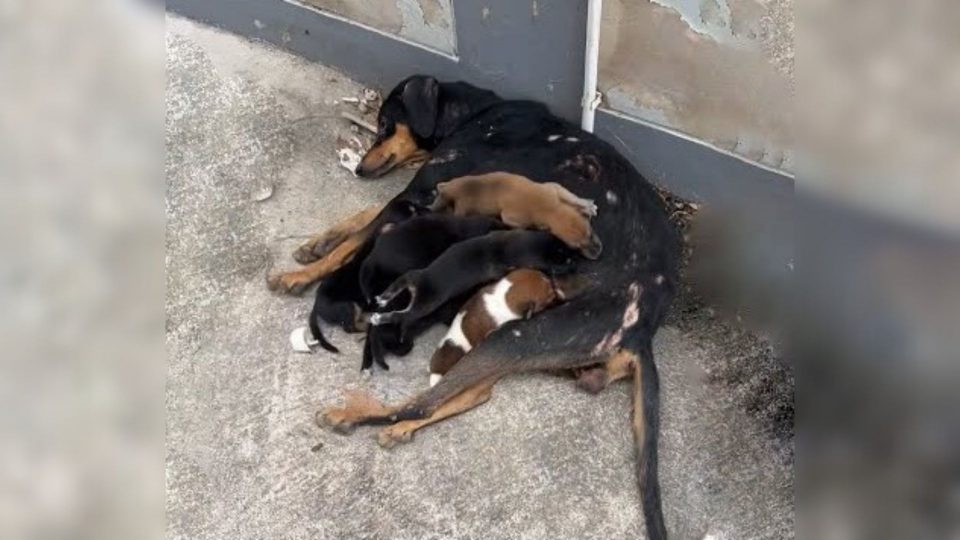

{"left": 308, "top": 307, "right": 340, "bottom": 354}
{"left": 628, "top": 337, "right": 667, "bottom": 540}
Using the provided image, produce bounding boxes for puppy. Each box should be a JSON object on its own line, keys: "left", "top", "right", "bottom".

{"left": 307, "top": 251, "right": 369, "bottom": 353}
{"left": 361, "top": 291, "right": 469, "bottom": 372}
{"left": 430, "top": 172, "right": 603, "bottom": 259}
{"left": 428, "top": 270, "right": 593, "bottom": 385}
{"left": 354, "top": 214, "right": 505, "bottom": 371}
{"left": 427, "top": 269, "right": 557, "bottom": 386}
{"left": 370, "top": 230, "right": 578, "bottom": 336}
{"left": 358, "top": 214, "right": 505, "bottom": 303}
{"left": 307, "top": 201, "right": 421, "bottom": 352}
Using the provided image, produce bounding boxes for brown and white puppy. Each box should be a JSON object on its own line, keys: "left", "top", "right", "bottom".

{"left": 428, "top": 269, "right": 561, "bottom": 387}
{"left": 429, "top": 172, "right": 603, "bottom": 259}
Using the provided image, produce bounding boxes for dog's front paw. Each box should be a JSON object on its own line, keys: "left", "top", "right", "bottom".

{"left": 377, "top": 425, "right": 415, "bottom": 449}
{"left": 293, "top": 232, "right": 346, "bottom": 264}
{"left": 266, "top": 271, "right": 311, "bottom": 295}
{"left": 316, "top": 408, "right": 358, "bottom": 435}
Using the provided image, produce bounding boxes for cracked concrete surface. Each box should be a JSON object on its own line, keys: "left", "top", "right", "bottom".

{"left": 166, "top": 15, "right": 793, "bottom": 540}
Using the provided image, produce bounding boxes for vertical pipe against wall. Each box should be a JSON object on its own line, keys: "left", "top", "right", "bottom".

{"left": 580, "top": 0, "right": 602, "bottom": 132}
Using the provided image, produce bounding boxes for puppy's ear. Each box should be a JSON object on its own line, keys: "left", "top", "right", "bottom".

{"left": 402, "top": 76, "right": 440, "bottom": 139}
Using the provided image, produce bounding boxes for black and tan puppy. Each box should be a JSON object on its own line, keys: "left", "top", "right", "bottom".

{"left": 357, "top": 215, "right": 505, "bottom": 372}
{"left": 358, "top": 214, "right": 506, "bottom": 304}
{"left": 370, "top": 230, "right": 578, "bottom": 336}
{"left": 307, "top": 201, "right": 421, "bottom": 352}
{"left": 430, "top": 172, "right": 602, "bottom": 259}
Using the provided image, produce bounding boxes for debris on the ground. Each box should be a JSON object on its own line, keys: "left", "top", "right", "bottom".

{"left": 289, "top": 326, "right": 317, "bottom": 353}
{"left": 333, "top": 89, "right": 382, "bottom": 169}
{"left": 340, "top": 111, "right": 376, "bottom": 134}
{"left": 335, "top": 135, "right": 368, "bottom": 176}
{"left": 251, "top": 184, "right": 274, "bottom": 202}
{"left": 655, "top": 185, "right": 700, "bottom": 232}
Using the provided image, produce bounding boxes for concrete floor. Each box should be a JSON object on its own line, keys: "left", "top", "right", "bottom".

{"left": 166, "top": 15, "right": 793, "bottom": 540}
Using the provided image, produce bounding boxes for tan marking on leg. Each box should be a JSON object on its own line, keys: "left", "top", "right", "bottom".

{"left": 576, "top": 349, "right": 637, "bottom": 393}
{"left": 268, "top": 234, "right": 363, "bottom": 295}
{"left": 377, "top": 378, "right": 497, "bottom": 448}
{"left": 293, "top": 205, "right": 382, "bottom": 264}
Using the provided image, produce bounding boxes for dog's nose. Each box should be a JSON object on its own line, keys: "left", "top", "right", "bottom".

{"left": 354, "top": 163, "right": 364, "bottom": 176}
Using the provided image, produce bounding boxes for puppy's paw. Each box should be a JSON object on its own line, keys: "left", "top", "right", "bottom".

{"left": 580, "top": 199, "right": 598, "bottom": 217}
{"left": 581, "top": 234, "right": 603, "bottom": 260}
{"left": 377, "top": 425, "right": 415, "bottom": 449}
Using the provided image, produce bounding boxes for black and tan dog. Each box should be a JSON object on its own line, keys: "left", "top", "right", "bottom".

{"left": 270, "top": 75, "right": 679, "bottom": 540}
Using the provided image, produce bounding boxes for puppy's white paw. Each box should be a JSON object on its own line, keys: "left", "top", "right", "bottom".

{"left": 583, "top": 200, "right": 598, "bottom": 217}
{"left": 369, "top": 313, "right": 383, "bottom": 325}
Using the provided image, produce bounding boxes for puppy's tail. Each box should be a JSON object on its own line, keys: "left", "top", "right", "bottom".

{"left": 628, "top": 337, "right": 667, "bottom": 540}
{"left": 376, "top": 274, "right": 415, "bottom": 309}
{"left": 308, "top": 308, "right": 340, "bottom": 354}
{"left": 358, "top": 261, "right": 376, "bottom": 305}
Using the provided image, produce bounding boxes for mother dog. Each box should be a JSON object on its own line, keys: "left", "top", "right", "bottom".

{"left": 268, "top": 76, "right": 680, "bottom": 539}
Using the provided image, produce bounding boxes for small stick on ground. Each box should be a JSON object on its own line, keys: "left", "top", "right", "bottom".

{"left": 340, "top": 111, "right": 376, "bottom": 134}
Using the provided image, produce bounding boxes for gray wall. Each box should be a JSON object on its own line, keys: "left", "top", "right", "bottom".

{"left": 300, "top": 0, "right": 456, "bottom": 54}
{"left": 167, "top": 0, "right": 794, "bottom": 205}
{"left": 599, "top": 0, "right": 793, "bottom": 173}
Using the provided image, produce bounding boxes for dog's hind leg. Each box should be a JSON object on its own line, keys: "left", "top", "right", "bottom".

{"left": 293, "top": 204, "right": 382, "bottom": 264}
{"left": 343, "top": 290, "right": 625, "bottom": 429}
{"left": 376, "top": 378, "right": 498, "bottom": 448}
{"left": 545, "top": 182, "right": 597, "bottom": 217}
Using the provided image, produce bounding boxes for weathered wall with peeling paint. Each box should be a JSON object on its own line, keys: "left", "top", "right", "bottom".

{"left": 302, "top": 0, "right": 455, "bottom": 54}
{"left": 599, "top": 0, "right": 793, "bottom": 172}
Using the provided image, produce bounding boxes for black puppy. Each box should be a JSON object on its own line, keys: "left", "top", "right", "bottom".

{"left": 370, "top": 230, "right": 578, "bottom": 335}
{"left": 308, "top": 201, "right": 421, "bottom": 352}
{"left": 359, "top": 214, "right": 505, "bottom": 303}
{"left": 360, "top": 294, "right": 467, "bottom": 372}
{"left": 358, "top": 215, "right": 505, "bottom": 370}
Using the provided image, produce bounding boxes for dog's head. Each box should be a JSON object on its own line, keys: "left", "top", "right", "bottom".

{"left": 356, "top": 75, "right": 440, "bottom": 178}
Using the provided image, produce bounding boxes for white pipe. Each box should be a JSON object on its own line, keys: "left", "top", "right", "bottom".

{"left": 580, "top": 0, "right": 603, "bottom": 132}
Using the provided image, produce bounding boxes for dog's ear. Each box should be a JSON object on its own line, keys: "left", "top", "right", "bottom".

{"left": 402, "top": 76, "right": 440, "bottom": 139}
